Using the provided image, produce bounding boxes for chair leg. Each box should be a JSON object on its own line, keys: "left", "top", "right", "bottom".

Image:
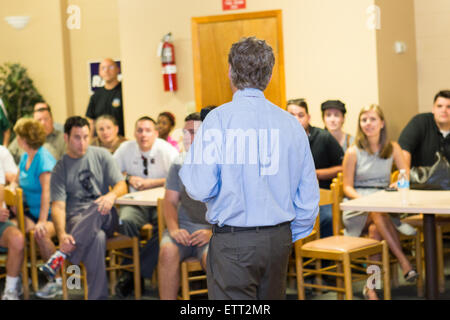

{"left": 336, "top": 262, "right": 344, "bottom": 300}
{"left": 343, "top": 254, "right": 352, "bottom": 300}
{"left": 109, "top": 250, "right": 116, "bottom": 296}
{"left": 61, "top": 261, "right": 69, "bottom": 300}
{"left": 29, "top": 231, "right": 39, "bottom": 293}
{"left": 21, "top": 255, "right": 30, "bottom": 300}
{"left": 315, "top": 258, "right": 323, "bottom": 294}
{"left": 391, "top": 262, "right": 399, "bottom": 288}
{"left": 133, "top": 238, "right": 141, "bottom": 300}
{"left": 436, "top": 225, "right": 445, "bottom": 294}
{"left": 80, "top": 263, "right": 88, "bottom": 300}
{"left": 382, "top": 241, "right": 391, "bottom": 300}
{"left": 295, "top": 254, "right": 305, "bottom": 300}
{"left": 415, "top": 231, "right": 424, "bottom": 297}
{"left": 181, "top": 262, "right": 189, "bottom": 300}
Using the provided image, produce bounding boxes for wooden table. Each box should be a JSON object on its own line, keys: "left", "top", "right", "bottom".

{"left": 340, "top": 189, "right": 450, "bottom": 300}
{"left": 116, "top": 187, "right": 165, "bottom": 206}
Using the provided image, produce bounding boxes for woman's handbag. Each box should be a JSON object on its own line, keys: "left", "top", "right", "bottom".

{"left": 410, "top": 152, "right": 450, "bottom": 190}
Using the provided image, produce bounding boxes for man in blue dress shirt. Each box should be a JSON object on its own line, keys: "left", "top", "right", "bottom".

{"left": 179, "top": 37, "right": 319, "bottom": 299}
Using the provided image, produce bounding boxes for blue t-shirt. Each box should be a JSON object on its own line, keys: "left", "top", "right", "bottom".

{"left": 19, "top": 146, "right": 56, "bottom": 220}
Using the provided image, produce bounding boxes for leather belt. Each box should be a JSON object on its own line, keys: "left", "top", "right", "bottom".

{"left": 213, "top": 221, "right": 291, "bottom": 233}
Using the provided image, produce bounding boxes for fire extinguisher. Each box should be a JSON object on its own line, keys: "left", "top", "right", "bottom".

{"left": 158, "top": 32, "right": 177, "bottom": 92}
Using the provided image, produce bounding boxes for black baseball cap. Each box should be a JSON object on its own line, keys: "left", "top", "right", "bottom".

{"left": 321, "top": 100, "right": 346, "bottom": 114}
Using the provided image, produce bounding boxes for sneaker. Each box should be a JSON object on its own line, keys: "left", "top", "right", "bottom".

{"left": 2, "top": 288, "right": 19, "bottom": 300}
{"left": 39, "top": 251, "right": 66, "bottom": 280}
{"left": 36, "top": 280, "right": 63, "bottom": 299}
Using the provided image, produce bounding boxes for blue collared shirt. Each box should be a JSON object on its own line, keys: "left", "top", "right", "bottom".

{"left": 179, "top": 88, "right": 319, "bottom": 242}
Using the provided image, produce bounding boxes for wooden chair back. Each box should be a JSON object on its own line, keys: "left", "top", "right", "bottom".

{"left": 331, "top": 172, "right": 344, "bottom": 236}
{"left": 1, "top": 187, "right": 30, "bottom": 299}
{"left": 157, "top": 198, "right": 165, "bottom": 243}
{"left": 390, "top": 170, "right": 399, "bottom": 184}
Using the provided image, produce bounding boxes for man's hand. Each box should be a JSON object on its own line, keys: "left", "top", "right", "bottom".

{"left": 190, "top": 229, "right": 212, "bottom": 247}
{"left": 59, "top": 233, "right": 76, "bottom": 254}
{"left": 0, "top": 208, "right": 9, "bottom": 223}
{"left": 128, "top": 176, "right": 148, "bottom": 191}
{"left": 169, "top": 228, "right": 192, "bottom": 246}
{"left": 94, "top": 193, "right": 117, "bottom": 215}
{"left": 34, "top": 221, "right": 48, "bottom": 239}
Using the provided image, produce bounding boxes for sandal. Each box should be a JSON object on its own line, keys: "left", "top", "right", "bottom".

{"left": 404, "top": 269, "right": 418, "bottom": 283}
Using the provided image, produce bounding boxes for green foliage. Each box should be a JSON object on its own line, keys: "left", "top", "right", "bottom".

{"left": 0, "top": 62, "right": 44, "bottom": 127}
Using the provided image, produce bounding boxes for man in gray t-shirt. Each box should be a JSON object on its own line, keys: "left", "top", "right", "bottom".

{"left": 158, "top": 112, "right": 211, "bottom": 300}
{"left": 40, "top": 116, "right": 127, "bottom": 300}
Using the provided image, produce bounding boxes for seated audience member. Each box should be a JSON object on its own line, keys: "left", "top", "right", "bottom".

{"left": 113, "top": 116, "right": 178, "bottom": 297}
{"left": 40, "top": 116, "right": 127, "bottom": 300}
{"left": 157, "top": 111, "right": 180, "bottom": 152}
{"left": 0, "top": 145, "right": 18, "bottom": 184}
{"left": 158, "top": 112, "right": 211, "bottom": 300}
{"left": 321, "top": 100, "right": 355, "bottom": 152}
{"left": 287, "top": 98, "right": 343, "bottom": 238}
{"left": 0, "top": 164, "right": 25, "bottom": 300}
{"left": 90, "top": 114, "right": 127, "bottom": 154}
{"left": 399, "top": 90, "right": 450, "bottom": 168}
{"left": 342, "top": 104, "right": 417, "bottom": 300}
{"left": 8, "top": 102, "right": 66, "bottom": 164}
{"left": 13, "top": 119, "right": 60, "bottom": 298}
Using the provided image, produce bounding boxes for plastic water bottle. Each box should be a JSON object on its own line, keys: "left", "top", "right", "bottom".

{"left": 397, "top": 169, "right": 410, "bottom": 205}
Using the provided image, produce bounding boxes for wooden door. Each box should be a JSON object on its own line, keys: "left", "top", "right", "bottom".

{"left": 191, "top": 10, "right": 286, "bottom": 111}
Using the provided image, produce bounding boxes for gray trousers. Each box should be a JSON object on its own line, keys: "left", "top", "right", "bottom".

{"left": 207, "top": 223, "right": 292, "bottom": 300}
{"left": 66, "top": 203, "right": 118, "bottom": 300}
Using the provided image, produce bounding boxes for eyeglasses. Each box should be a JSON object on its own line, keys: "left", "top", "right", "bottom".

{"left": 141, "top": 155, "right": 148, "bottom": 176}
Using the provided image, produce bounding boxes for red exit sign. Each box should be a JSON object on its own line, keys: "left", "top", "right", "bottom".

{"left": 223, "top": 0, "right": 246, "bottom": 11}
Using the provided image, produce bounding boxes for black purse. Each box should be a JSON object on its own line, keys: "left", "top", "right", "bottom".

{"left": 410, "top": 152, "right": 450, "bottom": 190}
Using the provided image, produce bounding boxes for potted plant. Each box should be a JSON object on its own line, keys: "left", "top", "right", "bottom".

{"left": 0, "top": 62, "right": 44, "bottom": 129}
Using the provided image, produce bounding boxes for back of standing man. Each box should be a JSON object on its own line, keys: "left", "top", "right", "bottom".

{"left": 179, "top": 37, "right": 320, "bottom": 300}
{"left": 86, "top": 58, "right": 124, "bottom": 137}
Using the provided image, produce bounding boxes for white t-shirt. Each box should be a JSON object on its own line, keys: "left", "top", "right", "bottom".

{"left": 0, "top": 145, "right": 18, "bottom": 175}
{"left": 441, "top": 130, "right": 450, "bottom": 138}
{"left": 113, "top": 138, "right": 178, "bottom": 192}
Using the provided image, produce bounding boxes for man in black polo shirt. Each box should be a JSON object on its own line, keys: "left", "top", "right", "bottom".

{"left": 399, "top": 90, "right": 450, "bottom": 168}
{"left": 86, "top": 58, "right": 124, "bottom": 137}
{"left": 287, "top": 98, "right": 343, "bottom": 238}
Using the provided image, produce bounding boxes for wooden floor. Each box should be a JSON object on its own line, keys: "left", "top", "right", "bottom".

{"left": 4, "top": 252, "right": 450, "bottom": 300}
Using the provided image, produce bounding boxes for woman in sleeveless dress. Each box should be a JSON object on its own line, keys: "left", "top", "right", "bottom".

{"left": 342, "top": 104, "right": 417, "bottom": 300}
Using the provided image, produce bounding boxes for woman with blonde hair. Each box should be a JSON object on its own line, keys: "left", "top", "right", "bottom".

{"left": 342, "top": 104, "right": 417, "bottom": 299}
{"left": 13, "top": 118, "right": 60, "bottom": 298}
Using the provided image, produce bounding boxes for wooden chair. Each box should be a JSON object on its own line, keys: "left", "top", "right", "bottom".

{"left": 0, "top": 187, "right": 30, "bottom": 299}
{"left": 287, "top": 190, "right": 323, "bottom": 292}
{"left": 60, "top": 261, "right": 88, "bottom": 299}
{"left": 59, "top": 231, "right": 141, "bottom": 299}
{"left": 295, "top": 178, "right": 391, "bottom": 300}
{"left": 401, "top": 214, "right": 450, "bottom": 293}
{"left": 157, "top": 198, "right": 208, "bottom": 300}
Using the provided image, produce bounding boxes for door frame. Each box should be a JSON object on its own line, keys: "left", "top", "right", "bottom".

{"left": 191, "top": 10, "right": 286, "bottom": 111}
